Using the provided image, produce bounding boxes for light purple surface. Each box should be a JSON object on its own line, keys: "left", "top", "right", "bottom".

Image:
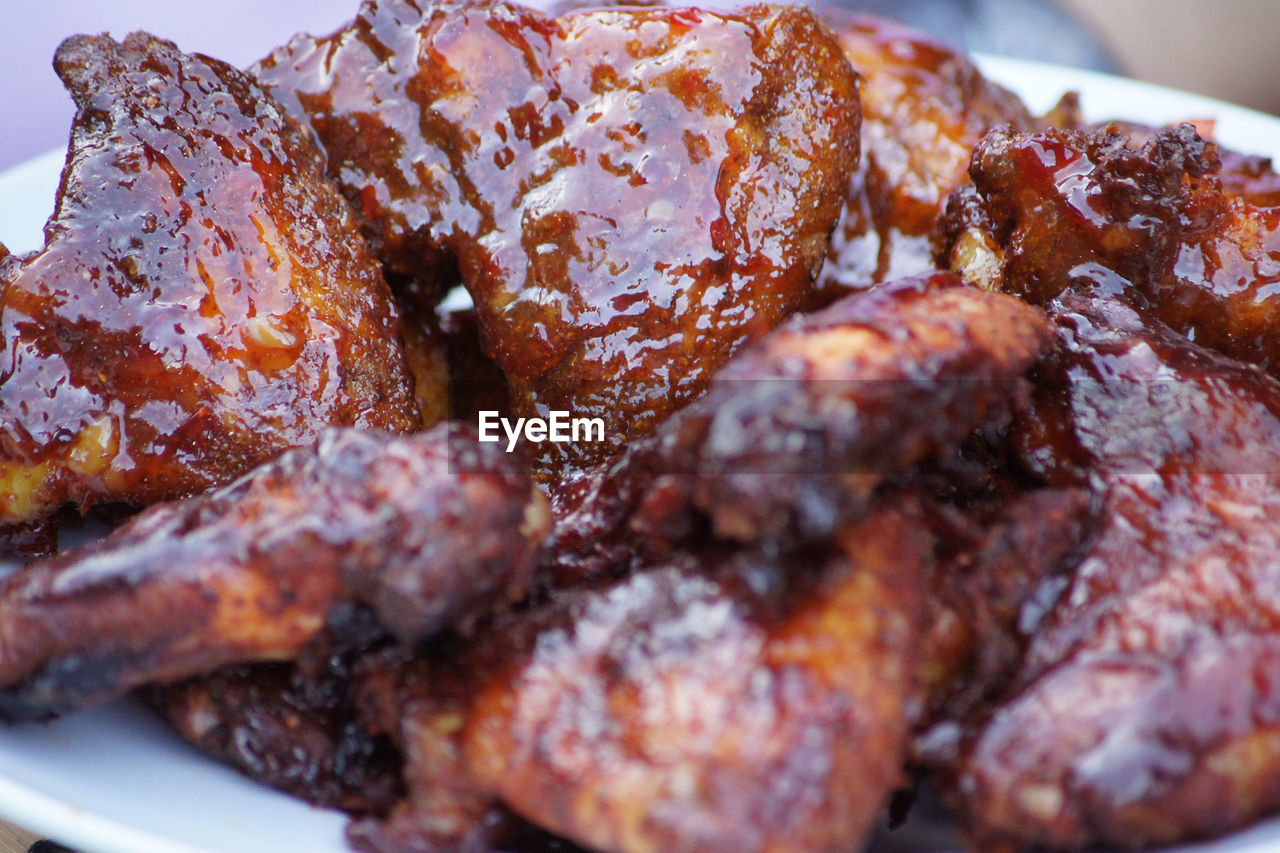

{"left": 0, "top": 1, "right": 359, "bottom": 173}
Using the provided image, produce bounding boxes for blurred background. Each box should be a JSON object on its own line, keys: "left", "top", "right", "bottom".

{"left": 1, "top": 0, "right": 1278, "bottom": 172}
{"left": 0, "top": 1, "right": 355, "bottom": 173}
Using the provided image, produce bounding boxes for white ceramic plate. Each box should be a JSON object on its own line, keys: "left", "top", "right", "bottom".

{"left": 3, "top": 56, "right": 1280, "bottom": 853}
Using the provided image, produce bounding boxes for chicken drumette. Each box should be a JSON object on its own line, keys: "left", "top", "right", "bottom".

{"left": 255, "top": 0, "right": 860, "bottom": 477}
{"left": 0, "top": 33, "right": 425, "bottom": 540}
{"left": 0, "top": 424, "right": 548, "bottom": 720}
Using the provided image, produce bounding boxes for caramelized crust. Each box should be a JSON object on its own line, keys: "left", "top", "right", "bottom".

{"left": 0, "top": 33, "right": 422, "bottom": 529}
{"left": 916, "top": 486, "right": 1094, "bottom": 725}
{"left": 1073, "top": 117, "right": 1280, "bottom": 207}
{"left": 256, "top": 0, "right": 860, "bottom": 476}
{"left": 0, "top": 425, "right": 548, "bottom": 720}
{"left": 817, "top": 12, "right": 1035, "bottom": 294}
{"left": 933, "top": 293, "right": 1280, "bottom": 850}
{"left": 946, "top": 123, "right": 1280, "bottom": 374}
{"left": 355, "top": 509, "right": 926, "bottom": 853}
{"left": 546, "top": 273, "right": 1052, "bottom": 581}
{"left": 1218, "top": 147, "right": 1280, "bottom": 206}
{"left": 150, "top": 623, "right": 404, "bottom": 815}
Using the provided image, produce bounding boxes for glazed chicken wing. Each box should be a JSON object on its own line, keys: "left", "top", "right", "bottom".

{"left": 816, "top": 12, "right": 1037, "bottom": 295}
{"left": 0, "top": 33, "right": 424, "bottom": 535}
{"left": 914, "top": 485, "right": 1093, "bottom": 725}
{"left": 946, "top": 123, "right": 1280, "bottom": 374}
{"left": 1069, "top": 116, "right": 1280, "bottom": 207}
{"left": 927, "top": 292, "right": 1280, "bottom": 850}
{"left": 350, "top": 508, "right": 927, "bottom": 853}
{"left": 546, "top": 272, "right": 1053, "bottom": 581}
{"left": 0, "top": 424, "right": 548, "bottom": 720}
{"left": 149, "top": 613, "right": 404, "bottom": 815}
{"left": 255, "top": 0, "right": 860, "bottom": 476}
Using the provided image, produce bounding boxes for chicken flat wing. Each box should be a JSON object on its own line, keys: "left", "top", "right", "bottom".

{"left": 351, "top": 507, "right": 927, "bottom": 853}
{"left": 0, "top": 33, "right": 425, "bottom": 534}
{"left": 0, "top": 424, "right": 548, "bottom": 720}
{"left": 945, "top": 123, "right": 1280, "bottom": 374}
{"left": 816, "top": 12, "right": 1037, "bottom": 295}
{"left": 255, "top": 0, "right": 860, "bottom": 476}
{"left": 929, "top": 291, "right": 1280, "bottom": 850}
{"left": 546, "top": 272, "right": 1052, "bottom": 582}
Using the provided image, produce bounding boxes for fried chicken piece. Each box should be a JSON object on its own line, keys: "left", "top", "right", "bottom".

{"left": 351, "top": 507, "right": 927, "bottom": 853}
{"left": 0, "top": 33, "right": 425, "bottom": 535}
{"left": 0, "top": 424, "right": 549, "bottom": 720}
{"left": 928, "top": 291, "right": 1280, "bottom": 850}
{"left": 945, "top": 122, "right": 1280, "bottom": 373}
{"left": 255, "top": 0, "right": 860, "bottom": 476}
{"left": 149, "top": 609, "right": 403, "bottom": 814}
{"left": 816, "top": 12, "right": 1037, "bottom": 296}
{"left": 1218, "top": 147, "right": 1280, "bottom": 206}
{"left": 915, "top": 486, "right": 1093, "bottom": 725}
{"left": 546, "top": 272, "right": 1052, "bottom": 582}
{"left": 1071, "top": 117, "right": 1280, "bottom": 207}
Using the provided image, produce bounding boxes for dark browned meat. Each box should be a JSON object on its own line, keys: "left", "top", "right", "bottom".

{"left": 1071, "top": 117, "right": 1280, "bottom": 207}
{"left": 816, "top": 12, "right": 1036, "bottom": 295}
{"left": 351, "top": 507, "right": 927, "bottom": 853}
{"left": 929, "top": 291, "right": 1280, "bottom": 850}
{"left": 546, "top": 273, "right": 1052, "bottom": 582}
{"left": 438, "top": 307, "right": 513, "bottom": 425}
{"left": 397, "top": 313, "right": 451, "bottom": 430}
{"left": 915, "top": 486, "right": 1094, "bottom": 725}
{"left": 255, "top": 0, "right": 860, "bottom": 476}
{"left": 0, "top": 424, "right": 548, "bottom": 720}
{"left": 149, "top": 614, "right": 403, "bottom": 815}
{"left": 0, "top": 33, "right": 424, "bottom": 533}
{"left": 945, "top": 123, "right": 1280, "bottom": 374}
{"left": 1218, "top": 147, "right": 1280, "bottom": 206}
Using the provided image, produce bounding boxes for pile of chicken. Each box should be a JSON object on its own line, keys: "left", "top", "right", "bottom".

{"left": 4, "top": 2, "right": 1280, "bottom": 851}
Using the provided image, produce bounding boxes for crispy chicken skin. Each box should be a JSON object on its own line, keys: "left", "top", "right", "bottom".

{"left": 0, "top": 424, "right": 549, "bottom": 720}
{"left": 929, "top": 292, "right": 1280, "bottom": 850}
{"left": 351, "top": 508, "right": 927, "bottom": 853}
{"left": 546, "top": 272, "right": 1052, "bottom": 582}
{"left": 816, "top": 12, "right": 1035, "bottom": 294}
{"left": 1070, "top": 117, "right": 1280, "bottom": 207}
{"left": 915, "top": 486, "right": 1093, "bottom": 725}
{"left": 0, "top": 33, "right": 424, "bottom": 532}
{"left": 1218, "top": 147, "right": 1280, "bottom": 206}
{"left": 946, "top": 123, "right": 1280, "bottom": 374}
{"left": 255, "top": 0, "right": 860, "bottom": 476}
{"left": 149, "top": 615, "right": 404, "bottom": 815}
